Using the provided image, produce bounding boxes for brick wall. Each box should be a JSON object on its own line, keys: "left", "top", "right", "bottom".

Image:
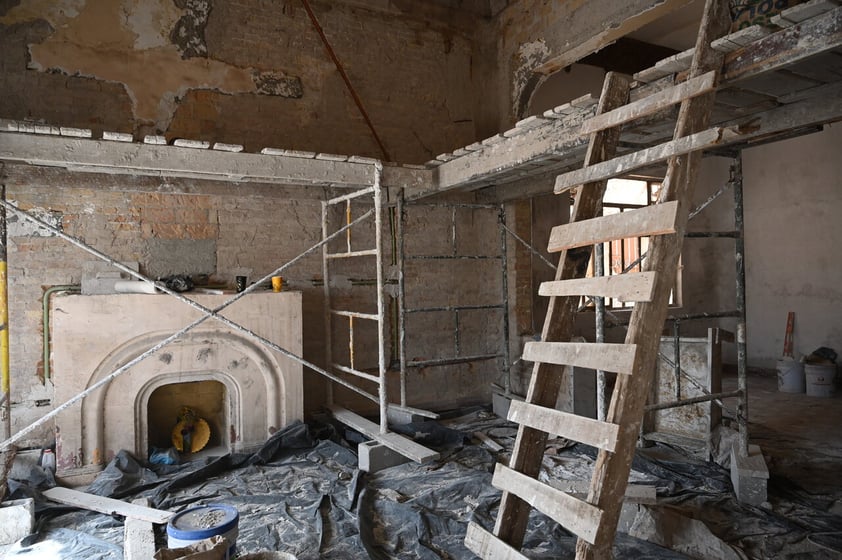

{"left": 3, "top": 164, "right": 506, "bottom": 447}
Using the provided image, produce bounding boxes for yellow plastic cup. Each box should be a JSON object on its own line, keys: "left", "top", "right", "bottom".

{"left": 271, "top": 276, "right": 283, "bottom": 292}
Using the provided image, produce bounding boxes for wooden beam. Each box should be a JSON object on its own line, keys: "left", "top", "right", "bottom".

{"left": 539, "top": 272, "right": 658, "bottom": 302}
{"left": 554, "top": 126, "right": 739, "bottom": 193}
{"left": 526, "top": 0, "right": 695, "bottom": 76}
{"left": 547, "top": 202, "right": 679, "bottom": 252}
{"left": 493, "top": 464, "right": 603, "bottom": 545}
{"left": 522, "top": 341, "right": 638, "bottom": 373}
{"left": 43, "top": 487, "right": 173, "bottom": 524}
{"left": 721, "top": 6, "right": 842, "bottom": 84}
{"left": 464, "top": 522, "right": 529, "bottom": 560}
{"left": 580, "top": 72, "right": 717, "bottom": 135}
{"left": 329, "top": 405, "right": 440, "bottom": 463}
{"left": 508, "top": 400, "right": 619, "bottom": 452}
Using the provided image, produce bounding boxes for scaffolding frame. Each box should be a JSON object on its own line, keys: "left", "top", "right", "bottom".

{"left": 0, "top": 194, "right": 387, "bottom": 452}
{"left": 397, "top": 200, "right": 512, "bottom": 398}
{"left": 321, "top": 171, "right": 392, "bottom": 434}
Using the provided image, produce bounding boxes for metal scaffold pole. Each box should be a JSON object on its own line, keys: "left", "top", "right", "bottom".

{"left": 733, "top": 153, "right": 749, "bottom": 455}
{"left": 0, "top": 180, "right": 10, "bottom": 443}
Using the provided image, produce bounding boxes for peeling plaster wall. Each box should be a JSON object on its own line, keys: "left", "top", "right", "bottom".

{"left": 491, "top": 0, "right": 694, "bottom": 126}
{"left": 0, "top": 0, "right": 484, "bottom": 162}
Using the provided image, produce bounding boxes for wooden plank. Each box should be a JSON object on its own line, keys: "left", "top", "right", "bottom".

{"left": 43, "top": 487, "right": 173, "bottom": 524}
{"left": 580, "top": 71, "right": 716, "bottom": 135}
{"left": 492, "top": 72, "right": 631, "bottom": 552}
{"left": 522, "top": 341, "right": 637, "bottom": 373}
{"left": 538, "top": 271, "right": 658, "bottom": 302}
{"left": 553, "top": 126, "right": 738, "bottom": 193}
{"left": 329, "top": 406, "right": 440, "bottom": 463}
{"left": 492, "top": 464, "right": 603, "bottom": 545}
{"left": 464, "top": 522, "right": 529, "bottom": 560}
{"left": 124, "top": 498, "right": 156, "bottom": 560}
{"left": 508, "top": 400, "right": 619, "bottom": 452}
{"left": 547, "top": 202, "right": 679, "bottom": 253}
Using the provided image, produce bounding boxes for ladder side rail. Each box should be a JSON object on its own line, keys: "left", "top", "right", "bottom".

{"left": 575, "top": 1, "right": 732, "bottom": 558}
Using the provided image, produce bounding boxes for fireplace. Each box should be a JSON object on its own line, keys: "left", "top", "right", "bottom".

{"left": 50, "top": 292, "right": 303, "bottom": 482}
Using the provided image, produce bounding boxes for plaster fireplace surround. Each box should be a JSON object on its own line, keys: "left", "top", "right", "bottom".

{"left": 50, "top": 292, "right": 303, "bottom": 483}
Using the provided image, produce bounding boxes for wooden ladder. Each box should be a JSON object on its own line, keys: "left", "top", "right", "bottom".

{"left": 465, "top": 1, "right": 731, "bottom": 558}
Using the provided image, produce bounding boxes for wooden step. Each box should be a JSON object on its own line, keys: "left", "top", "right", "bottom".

{"left": 547, "top": 201, "right": 678, "bottom": 253}
{"left": 538, "top": 271, "right": 657, "bottom": 302}
{"left": 553, "top": 126, "right": 739, "bottom": 194}
{"left": 580, "top": 71, "right": 716, "bottom": 135}
{"left": 464, "top": 522, "right": 528, "bottom": 560}
{"left": 523, "top": 341, "right": 637, "bottom": 373}
{"left": 508, "top": 400, "right": 619, "bottom": 452}
{"left": 492, "top": 464, "right": 603, "bottom": 545}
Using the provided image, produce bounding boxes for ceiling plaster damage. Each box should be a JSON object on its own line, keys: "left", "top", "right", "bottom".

{"left": 0, "top": 0, "right": 303, "bottom": 133}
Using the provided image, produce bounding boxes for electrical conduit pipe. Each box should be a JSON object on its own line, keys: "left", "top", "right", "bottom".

{"left": 42, "top": 285, "right": 80, "bottom": 383}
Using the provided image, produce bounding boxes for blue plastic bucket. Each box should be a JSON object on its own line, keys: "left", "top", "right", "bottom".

{"left": 167, "top": 504, "right": 239, "bottom": 559}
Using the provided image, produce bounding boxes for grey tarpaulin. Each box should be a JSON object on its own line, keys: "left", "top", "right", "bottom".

{"left": 3, "top": 414, "right": 841, "bottom": 559}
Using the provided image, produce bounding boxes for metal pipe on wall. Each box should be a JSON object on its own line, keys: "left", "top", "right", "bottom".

{"left": 42, "top": 285, "right": 81, "bottom": 383}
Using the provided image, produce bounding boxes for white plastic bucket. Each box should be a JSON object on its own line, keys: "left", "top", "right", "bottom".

{"left": 804, "top": 363, "right": 837, "bottom": 398}
{"left": 776, "top": 358, "right": 805, "bottom": 393}
{"left": 167, "top": 504, "right": 239, "bottom": 559}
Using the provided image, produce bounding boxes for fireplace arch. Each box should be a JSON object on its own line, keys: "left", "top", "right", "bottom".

{"left": 51, "top": 292, "right": 303, "bottom": 481}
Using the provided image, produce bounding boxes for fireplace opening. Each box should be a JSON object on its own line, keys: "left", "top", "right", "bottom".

{"left": 146, "top": 379, "right": 229, "bottom": 459}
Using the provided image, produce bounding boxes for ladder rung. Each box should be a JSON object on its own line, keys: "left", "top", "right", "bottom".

{"left": 331, "top": 309, "right": 379, "bottom": 321}
{"left": 539, "top": 271, "right": 657, "bottom": 302}
{"left": 554, "top": 126, "right": 735, "bottom": 193}
{"left": 464, "top": 522, "right": 529, "bottom": 560}
{"left": 492, "top": 464, "right": 603, "bottom": 545}
{"left": 332, "top": 363, "right": 381, "bottom": 384}
{"left": 580, "top": 71, "right": 716, "bottom": 135}
{"left": 327, "top": 249, "right": 378, "bottom": 259}
{"left": 523, "top": 341, "right": 637, "bottom": 374}
{"left": 508, "top": 400, "right": 619, "bottom": 452}
{"left": 547, "top": 201, "right": 678, "bottom": 253}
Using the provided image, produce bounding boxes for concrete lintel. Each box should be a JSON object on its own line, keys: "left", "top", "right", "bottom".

{"left": 0, "top": 132, "right": 376, "bottom": 187}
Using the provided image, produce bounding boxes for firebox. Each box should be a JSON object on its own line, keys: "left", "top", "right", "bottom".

{"left": 50, "top": 292, "right": 303, "bottom": 483}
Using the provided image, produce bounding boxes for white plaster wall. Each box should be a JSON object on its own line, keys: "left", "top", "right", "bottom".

{"left": 742, "top": 123, "right": 842, "bottom": 368}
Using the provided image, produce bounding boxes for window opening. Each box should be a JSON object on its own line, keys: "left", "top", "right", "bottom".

{"left": 579, "top": 177, "right": 680, "bottom": 309}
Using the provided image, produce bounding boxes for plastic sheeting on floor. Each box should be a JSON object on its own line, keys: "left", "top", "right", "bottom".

{"left": 3, "top": 412, "right": 842, "bottom": 559}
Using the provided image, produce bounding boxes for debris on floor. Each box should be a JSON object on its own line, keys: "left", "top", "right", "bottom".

{"left": 1, "top": 407, "right": 841, "bottom": 559}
